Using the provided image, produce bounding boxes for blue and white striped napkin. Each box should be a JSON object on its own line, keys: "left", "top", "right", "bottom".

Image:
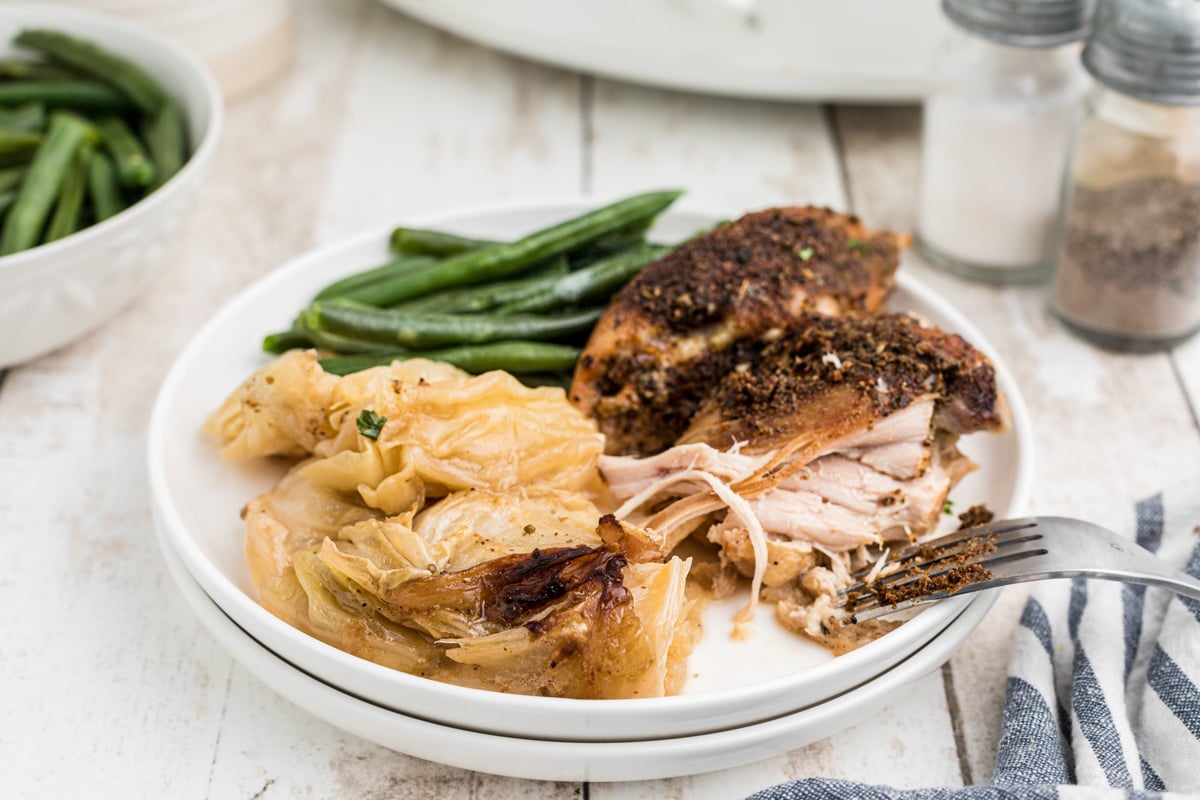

{"left": 750, "top": 486, "right": 1200, "bottom": 800}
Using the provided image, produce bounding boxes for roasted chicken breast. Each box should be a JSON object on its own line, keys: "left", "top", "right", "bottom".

{"left": 570, "top": 206, "right": 906, "bottom": 456}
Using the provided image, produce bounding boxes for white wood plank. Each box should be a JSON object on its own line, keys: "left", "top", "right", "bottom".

{"left": 0, "top": 292, "right": 236, "bottom": 800}
{"left": 834, "top": 104, "right": 1200, "bottom": 784}
{"left": 1172, "top": 337, "right": 1200, "bottom": 427}
{"left": 0, "top": 2, "right": 377, "bottom": 796}
{"left": 315, "top": 4, "right": 584, "bottom": 243}
{"left": 592, "top": 671, "right": 962, "bottom": 800}
{"left": 207, "top": 666, "right": 577, "bottom": 798}
{"left": 589, "top": 81, "right": 845, "bottom": 211}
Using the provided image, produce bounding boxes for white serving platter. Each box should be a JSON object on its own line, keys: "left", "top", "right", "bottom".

{"left": 379, "top": 0, "right": 948, "bottom": 102}
{"left": 148, "top": 198, "right": 1033, "bottom": 743}
{"left": 157, "top": 520, "right": 997, "bottom": 782}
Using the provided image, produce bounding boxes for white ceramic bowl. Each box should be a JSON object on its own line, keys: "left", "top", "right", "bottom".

{"left": 0, "top": 3, "right": 222, "bottom": 368}
{"left": 157, "top": 520, "right": 995, "bottom": 782}
{"left": 148, "top": 200, "right": 1034, "bottom": 743}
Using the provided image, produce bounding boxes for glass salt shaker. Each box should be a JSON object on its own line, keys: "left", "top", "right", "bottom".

{"left": 916, "top": 0, "right": 1091, "bottom": 283}
{"left": 1050, "top": 0, "right": 1200, "bottom": 350}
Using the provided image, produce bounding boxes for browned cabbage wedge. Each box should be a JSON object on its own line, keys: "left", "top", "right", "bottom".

{"left": 444, "top": 556, "right": 693, "bottom": 698}
{"left": 243, "top": 466, "right": 382, "bottom": 590}
{"left": 204, "top": 350, "right": 341, "bottom": 459}
{"left": 244, "top": 461, "right": 695, "bottom": 697}
{"left": 205, "top": 351, "right": 606, "bottom": 497}
{"left": 412, "top": 487, "right": 603, "bottom": 571}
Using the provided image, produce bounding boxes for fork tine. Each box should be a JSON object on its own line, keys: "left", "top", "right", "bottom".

{"left": 863, "top": 517, "right": 1039, "bottom": 569}
{"left": 847, "top": 518, "right": 1041, "bottom": 583}
{"left": 846, "top": 529, "right": 1044, "bottom": 593}
{"left": 846, "top": 577, "right": 1009, "bottom": 622}
{"left": 844, "top": 532, "right": 1042, "bottom": 601}
{"left": 846, "top": 546, "right": 1047, "bottom": 609}
{"left": 843, "top": 545, "right": 1049, "bottom": 618}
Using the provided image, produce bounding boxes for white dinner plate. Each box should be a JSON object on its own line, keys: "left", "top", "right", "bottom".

{"left": 157, "top": 519, "right": 997, "bottom": 782}
{"left": 148, "top": 198, "right": 1033, "bottom": 742}
{"left": 379, "top": 0, "right": 948, "bottom": 102}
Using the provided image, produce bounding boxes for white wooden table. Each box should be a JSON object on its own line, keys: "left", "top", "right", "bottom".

{"left": 5, "top": 2, "right": 1200, "bottom": 797}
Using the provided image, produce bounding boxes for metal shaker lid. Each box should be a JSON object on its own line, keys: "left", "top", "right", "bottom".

{"left": 943, "top": 0, "right": 1093, "bottom": 46}
{"left": 1083, "top": 0, "right": 1200, "bottom": 105}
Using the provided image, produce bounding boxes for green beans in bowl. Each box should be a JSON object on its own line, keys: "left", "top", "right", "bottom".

{"left": 0, "top": 4, "right": 222, "bottom": 368}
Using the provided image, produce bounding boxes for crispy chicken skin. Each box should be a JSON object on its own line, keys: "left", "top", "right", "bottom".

{"left": 570, "top": 206, "right": 905, "bottom": 456}
{"left": 679, "top": 311, "right": 1011, "bottom": 455}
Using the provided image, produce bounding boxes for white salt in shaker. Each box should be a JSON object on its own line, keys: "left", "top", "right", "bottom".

{"left": 916, "top": 0, "right": 1091, "bottom": 283}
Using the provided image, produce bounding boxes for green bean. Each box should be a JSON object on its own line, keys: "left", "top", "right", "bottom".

{"left": 15, "top": 29, "right": 168, "bottom": 113}
{"left": 262, "top": 318, "right": 415, "bottom": 356}
{"left": 388, "top": 223, "right": 648, "bottom": 266}
{"left": 312, "top": 255, "right": 438, "bottom": 301}
{"left": 392, "top": 257, "right": 572, "bottom": 314}
{"left": 309, "top": 301, "right": 603, "bottom": 348}
{"left": 336, "top": 190, "right": 682, "bottom": 306}
{"left": 0, "top": 166, "right": 26, "bottom": 195}
{"left": 87, "top": 150, "right": 125, "bottom": 222}
{"left": 569, "top": 218, "right": 652, "bottom": 266}
{"left": 95, "top": 115, "right": 153, "bottom": 187}
{"left": 400, "top": 248, "right": 652, "bottom": 316}
{"left": 142, "top": 100, "right": 185, "bottom": 190}
{"left": 389, "top": 215, "right": 653, "bottom": 263}
{"left": 0, "top": 152, "right": 32, "bottom": 168}
{"left": 0, "top": 60, "right": 79, "bottom": 81}
{"left": 318, "top": 341, "right": 582, "bottom": 376}
{"left": 297, "top": 312, "right": 406, "bottom": 354}
{"left": 0, "top": 111, "right": 94, "bottom": 255}
{"left": 262, "top": 326, "right": 313, "bottom": 354}
{"left": 0, "top": 130, "right": 40, "bottom": 156}
{"left": 389, "top": 227, "right": 499, "bottom": 257}
{"left": 44, "top": 139, "right": 93, "bottom": 242}
{"left": 0, "top": 190, "right": 17, "bottom": 218}
{"left": 518, "top": 372, "right": 575, "bottom": 390}
{"left": 497, "top": 244, "right": 669, "bottom": 315}
{"left": 0, "top": 80, "right": 134, "bottom": 112}
{"left": 0, "top": 103, "right": 46, "bottom": 133}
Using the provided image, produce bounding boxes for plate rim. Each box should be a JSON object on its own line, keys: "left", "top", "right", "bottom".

{"left": 147, "top": 195, "right": 1033, "bottom": 732}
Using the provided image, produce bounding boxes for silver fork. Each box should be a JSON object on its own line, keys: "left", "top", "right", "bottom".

{"left": 840, "top": 516, "right": 1200, "bottom": 623}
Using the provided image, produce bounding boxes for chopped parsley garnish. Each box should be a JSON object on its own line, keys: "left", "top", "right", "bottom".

{"left": 798, "top": 246, "right": 814, "bottom": 261}
{"left": 943, "top": 499, "right": 954, "bottom": 516}
{"left": 846, "top": 238, "right": 870, "bottom": 253}
{"left": 356, "top": 409, "right": 387, "bottom": 440}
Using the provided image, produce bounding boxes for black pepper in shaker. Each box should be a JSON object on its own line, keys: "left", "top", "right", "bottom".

{"left": 1050, "top": 0, "right": 1200, "bottom": 350}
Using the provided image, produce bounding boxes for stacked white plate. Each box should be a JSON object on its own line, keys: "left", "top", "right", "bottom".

{"left": 148, "top": 201, "right": 1034, "bottom": 782}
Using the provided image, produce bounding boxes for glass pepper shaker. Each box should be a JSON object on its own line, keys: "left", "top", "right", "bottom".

{"left": 1050, "top": 0, "right": 1200, "bottom": 350}
{"left": 916, "top": 0, "right": 1092, "bottom": 283}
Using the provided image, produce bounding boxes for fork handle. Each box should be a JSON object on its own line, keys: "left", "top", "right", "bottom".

{"left": 958, "top": 567, "right": 1200, "bottom": 606}
{"left": 1077, "top": 567, "right": 1200, "bottom": 603}
{"left": 850, "top": 569, "right": 1200, "bottom": 623}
